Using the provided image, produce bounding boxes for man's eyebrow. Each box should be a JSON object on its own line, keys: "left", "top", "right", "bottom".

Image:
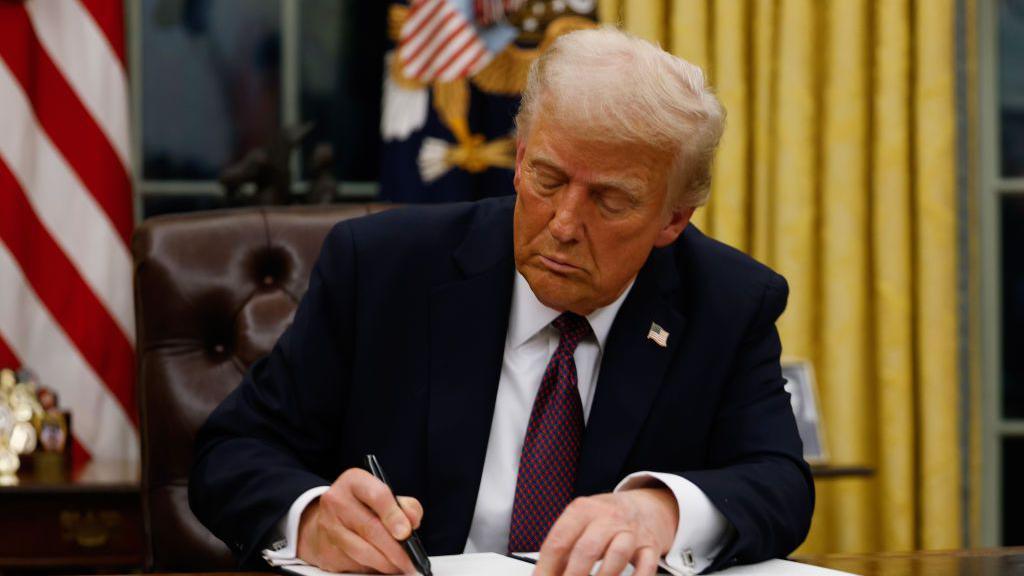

{"left": 529, "top": 154, "right": 644, "bottom": 201}
{"left": 591, "top": 177, "right": 645, "bottom": 200}
{"left": 528, "top": 156, "right": 566, "bottom": 175}
{"left": 592, "top": 177, "right": 644, "bottom": 191}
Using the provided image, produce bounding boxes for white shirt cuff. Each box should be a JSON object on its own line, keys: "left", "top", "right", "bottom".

{"left": 615, "top": 471, "right": 731, "bottom": 575}
{"left": 261, "top": 485, "right": 330, "bottom": 567}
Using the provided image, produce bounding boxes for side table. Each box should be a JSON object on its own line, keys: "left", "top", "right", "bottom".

{"left": 0, "top": 459, "right": 143, "bottom": 573}
{"left": 810, "top": 464, "right": 875, "bottom": 478}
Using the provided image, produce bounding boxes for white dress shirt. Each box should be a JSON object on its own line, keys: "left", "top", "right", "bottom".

{"left": 264, "top": 273, "right": 730, "bottom": 574}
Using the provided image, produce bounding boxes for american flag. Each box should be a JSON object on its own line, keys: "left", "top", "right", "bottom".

{"left": 647, "top": 322, "right": 669, "bottom": 348}
{"left": 474, "top": 0, "right": 527, "bottom": 25}
{"left": 0, "top": 0, "right": 137, "bottom": 464}
{"left": 398, "top": 0, "right": 493, "bottom": 83}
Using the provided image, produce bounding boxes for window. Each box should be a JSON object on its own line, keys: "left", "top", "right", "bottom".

{"left": 129, "top": 0, "right": 386, "bottom": 219}
{"left": 981, "top": 0, "right": 1024, "bottom": 547}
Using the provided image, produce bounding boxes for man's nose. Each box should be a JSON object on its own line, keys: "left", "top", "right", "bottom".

{"left": 548, "top": 186, "right": 586, "bottom": 243}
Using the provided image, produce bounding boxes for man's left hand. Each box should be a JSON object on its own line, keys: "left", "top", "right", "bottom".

{"left": 533, "top": 487, "right": 679, "bottom": 576}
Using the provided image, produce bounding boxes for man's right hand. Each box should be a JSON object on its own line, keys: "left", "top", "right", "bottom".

{"left": 296, "top": 468, "right": 424, "bottom": 574}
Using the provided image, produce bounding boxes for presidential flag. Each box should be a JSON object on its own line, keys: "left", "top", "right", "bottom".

{"left": 0, "top": 0, "right": 137, "bottom": 464}
{"left": 380, "top": 0, "right": 597, "bottom": 203}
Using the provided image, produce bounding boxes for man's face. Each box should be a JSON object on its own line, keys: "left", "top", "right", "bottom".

{"left": 513, "top": 113, "right": 693, "bottom": 315}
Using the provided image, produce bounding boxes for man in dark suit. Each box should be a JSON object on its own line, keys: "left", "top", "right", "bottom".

{"left": 189, "top": 27, "right": 813, "bottom": 575}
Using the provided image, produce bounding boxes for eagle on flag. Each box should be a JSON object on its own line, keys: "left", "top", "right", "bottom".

{"left": 380, "top": 0, "right": 597, "bottom": 202}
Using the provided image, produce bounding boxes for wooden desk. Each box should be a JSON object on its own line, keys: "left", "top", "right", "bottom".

{"left": 801, "top": 547, "right": 1024, "bottom": 575}
{"left": 0, "top": 459, "right": 143, "bottom": 572}
{"left": 119, "top": 548, "right": 1024, "bottom": 576}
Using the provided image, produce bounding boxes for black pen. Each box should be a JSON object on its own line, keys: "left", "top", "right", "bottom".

{"left": 364, "top": 454, "right": 432, "bottom": 576}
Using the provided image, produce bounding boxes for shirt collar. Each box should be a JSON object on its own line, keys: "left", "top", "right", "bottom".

{"left": 508, "top": 271, "right": 636, "bottom": 352}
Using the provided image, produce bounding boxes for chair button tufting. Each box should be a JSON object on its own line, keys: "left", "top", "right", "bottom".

{"left": 263, "top": 275, "right": 275, "bottom": 286}
{"left": 213, "top": 344, "right": 225, "bottom": 355}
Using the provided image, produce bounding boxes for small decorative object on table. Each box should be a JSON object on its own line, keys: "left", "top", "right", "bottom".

{"left": 0, "top": 367, "right": 72, "bottom": 485}
{"left": 781, "top": 359, "right": 828, "bottom": 465}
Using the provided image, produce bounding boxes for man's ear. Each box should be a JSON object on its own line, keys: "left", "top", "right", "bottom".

{"left": 653, "top": 206, "right": 695, "bottom": 248}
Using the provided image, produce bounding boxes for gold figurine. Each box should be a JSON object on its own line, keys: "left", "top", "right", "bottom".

{"left": 0, "top": 367, "right": 57, "bottom": 481}
{"left": 0, "top": 368, "right": 15, "bottom": 393}
{"left": 0, "top": 404, "right": 13, "bottom": 440}
{"left": 9, "top": 384, "right": 42, "bottom": 424}
{"left": 9, "top": 421, "right": 37, "bottom": 455}
{"left": 0, "top": 445, "right": 18, "bottom": 479}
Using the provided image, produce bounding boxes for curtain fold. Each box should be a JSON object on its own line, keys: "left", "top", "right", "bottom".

{"left": 914, "top": 0, "right": 961, "bottom": 551}
{"left": 601, "top": 0, "right": 962, "bottom": 554}
{"left": 820, "top": 0, "right": 874, "bottom": 553}
{"left": 710, "top": 0, "right": 750, "bottom": 250}
{"left": 873, "top": 0, "right": 916, "bottom": 552}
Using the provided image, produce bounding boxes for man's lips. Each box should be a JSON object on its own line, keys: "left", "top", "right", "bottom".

{"left": 539, "top": 254, "right": 581, "bottom": 274}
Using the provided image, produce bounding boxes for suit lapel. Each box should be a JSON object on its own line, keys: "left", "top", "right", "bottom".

{"left": 576, "top": 246, "right": 686, "bottom": 496}
{"left": 425, "top": 199, "right": 515, "bottom": 554}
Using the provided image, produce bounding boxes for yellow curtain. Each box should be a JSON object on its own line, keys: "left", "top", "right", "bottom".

{"left": 600, "top": 0, "right": 961, "bottom": 554}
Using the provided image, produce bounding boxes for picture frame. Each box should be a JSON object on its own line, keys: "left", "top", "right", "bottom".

{"left": 781, "top": 358, "right": 828, "bottom": 465}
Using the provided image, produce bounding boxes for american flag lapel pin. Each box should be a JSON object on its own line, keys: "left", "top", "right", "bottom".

{"left": 647, "top": 322, "right": 669, "bottom": 348}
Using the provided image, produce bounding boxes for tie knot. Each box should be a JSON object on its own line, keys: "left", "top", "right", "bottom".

{"left": 552, "top": 312, "right": 591, "bottom": 351}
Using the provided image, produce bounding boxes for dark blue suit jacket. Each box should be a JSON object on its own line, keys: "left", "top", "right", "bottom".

{"left": 189, "top": 196, "right": 814, "bottom": 572}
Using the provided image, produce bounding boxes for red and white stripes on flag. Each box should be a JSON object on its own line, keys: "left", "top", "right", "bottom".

{"left": 0, "top": 0, "right": 137, "bottom": 464}
{"left": 474, "top": 0, "right": 527, "bottom": 26}
{"left": 399, "top": 0, "right": 493, "bottom": 83}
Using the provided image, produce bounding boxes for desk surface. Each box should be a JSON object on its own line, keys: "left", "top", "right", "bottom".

{"left": 801, "top": 547, "right": 1024, "bottom": 575}
{"left": 0, "top": 459, "right": 143, "bottom": 570}
{"left": 1, "top": 458, "right": 139, "bottom": 494}
{"left": 129, "top": 547, "right": 1024, "bottom": 576}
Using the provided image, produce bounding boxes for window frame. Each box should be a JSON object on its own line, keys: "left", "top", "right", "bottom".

{"left": 126, "top": 0, "right": 380, "bottom": 223}
{"left": 979, "top": 0, "right": 1024, "bottom": 547}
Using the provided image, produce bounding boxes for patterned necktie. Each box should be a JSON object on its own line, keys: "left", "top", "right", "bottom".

{"left": 508, "top": 312, "right": 592, "bottom": 552}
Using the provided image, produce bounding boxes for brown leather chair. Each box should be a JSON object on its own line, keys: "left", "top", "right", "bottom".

{"left": 132, "top": 204, "right": 394, "bottom": 571}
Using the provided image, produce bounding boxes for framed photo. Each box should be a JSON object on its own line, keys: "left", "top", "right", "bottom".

{"left": 781, "top": 359, "right": 828, "bottom": 464}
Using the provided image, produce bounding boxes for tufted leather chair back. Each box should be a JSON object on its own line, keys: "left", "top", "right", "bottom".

{"left": 132, "top": 204, "right": 394, "bottom": 571}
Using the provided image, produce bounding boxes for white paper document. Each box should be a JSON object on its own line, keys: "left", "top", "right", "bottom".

{"left": 279, "top": 552, "right": 858, "bottom": 576}
{"left": 511, "top": 552, "right": 857, "bottom": 576}
{"left": 713, "top": 559, "right": 857, "bottom": 575}
{"left": 281, "top": 553, "right": 532, "bottom": 576}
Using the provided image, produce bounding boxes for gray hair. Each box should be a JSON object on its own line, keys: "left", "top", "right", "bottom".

{"left": 515, "top": 27, "right": 725, "bottom": 209}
